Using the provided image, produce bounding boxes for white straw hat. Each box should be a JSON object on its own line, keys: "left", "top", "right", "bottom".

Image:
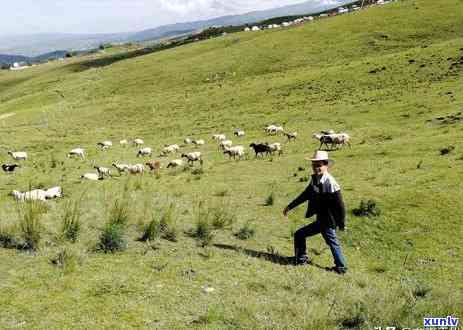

{"left": 305, "top": 150, "right": 334, "bottom": 165}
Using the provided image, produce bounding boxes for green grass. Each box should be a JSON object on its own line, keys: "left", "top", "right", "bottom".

{"left": 0, "top": 0, "right": 462, "bottom": 328}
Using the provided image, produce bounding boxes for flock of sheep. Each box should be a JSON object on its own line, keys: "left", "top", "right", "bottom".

{"left": 3, "top": 125, "right": 350, "bottom": 201}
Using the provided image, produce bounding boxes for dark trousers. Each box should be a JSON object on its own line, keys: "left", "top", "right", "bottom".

{"left": 294, "top": 221, "right": 347, "bottom": 268}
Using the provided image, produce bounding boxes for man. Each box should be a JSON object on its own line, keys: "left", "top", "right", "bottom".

{"left": 283, "top": 150, "right": 348, "bottom": 274}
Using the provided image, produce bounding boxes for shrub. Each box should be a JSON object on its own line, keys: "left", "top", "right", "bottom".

{"left": 235, "top": 222, "right": 255, "bottom": 240}
{"left": 109, "top": 199, "right": 130, "bottom": 227}
{"left": 61, "top": 200, "right": 81, "bottom": 243}
{"left": 50, "top": 247, "right": 80, "bottom": 273}
{"left": 17, "top": 201, "right": 45, "bottom": 250}
{"left": 97, "top": 222, "right": 127, "bottom": 253}
{"left": 159, "top": 204, "right": 177, "bottom": 242}
{"left": 352, "top": 199, "right": 381, "bottom": 217}
{"left": 139, "top": 215, "right": 161, "bottom": 242}
{"left": 264, "top": 192, "right": 275, "bottom": 206}
{"left": 193, "top": 201, "right": 214, "bottom": 247}
{"left": 211, "top": 204, "right": 236, "bottom": 230}
{"left": 0, "top": 226, "right": 18, "bottom": 249}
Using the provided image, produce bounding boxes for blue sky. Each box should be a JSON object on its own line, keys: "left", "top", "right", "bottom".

{"left": 0, "top": 0, "right": 338, "bottom": 35}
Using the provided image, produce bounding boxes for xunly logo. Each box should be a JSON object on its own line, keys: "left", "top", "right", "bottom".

{"left": 423, "top": 316, "right": 459, "bottom": 327}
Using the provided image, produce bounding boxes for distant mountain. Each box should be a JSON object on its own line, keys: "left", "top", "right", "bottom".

{"left": 0, "top": 0, "right": 353, "bottom": 57}
{"left": 0, "top": 54, "right": 29, "bottom": 65}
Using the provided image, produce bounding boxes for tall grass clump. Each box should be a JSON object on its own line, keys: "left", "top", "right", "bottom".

{"left": 264, "top": 192, "right": 275, "bottom": 206}
{"left": 61, "top": 200, "right": 82, "bottom": 243}
{"left": 97, "top": 199, "right": 130, "bottom": 253}
{"left": 50, "top": 246, "right": 82, "bottom": 273}
{"left": 17, "top": 201, "right": 47, "bottom": 250}
{"left": 352, "top": 199, "right": 381, "bottom": 217}
{"left": 235, "top": 222, "right": 255, "bottom": 240}
{"left": 210, "top": 203, "right": 236, "bottom": 230}
{"left": 193, "top": 201, "right": 214, "bottom": 247}
{"left": 0, "top": 225, "right": 18, "bottom": 249}
{"left": 159, "top": 203, "right": 178, "bottom": 242}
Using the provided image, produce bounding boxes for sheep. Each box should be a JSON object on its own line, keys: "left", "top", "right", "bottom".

{"left": 120, "top": 139, "right": 128, "bottom": 146}
{"left": 97, "top": 141, "right": 113, "bottom": 150}
{"left": 184, "top": 138, "right": 193, "bottom": 144}
{"left": 332, "top": 133, "right": 351, "bottom": 149}
{"left": 267, "top": 142, "right": 283, "bottom": 156}
{"left": 112, "top": 163, "right": 130, "bottom": 174}
{"left": 146, "top": 160, "right": 162, "bottom": 172}
{"left": 212, "top": 134, "right": 226, "bottom": 141}
{"left": 192, "top": 139, "right": 205, "bottom": 146}
{"left": 264, "top": 125, "right": 284, "bottom": 135}
{"left": 94, "top": 166, "right": 111, "bottom": 177}
{"left": 137, "top": 147, "right": 152, "bottom": 157}
{"left": 127, "top": 164, "right": 144, "bottom": 174}
{"left": 321, "top": 129, "right": 335, "bottom": 135}
{"left": 167, "top": 159, "right": 184, "bottom": 168}
{"left": 249, "top": 143, "right": 272, "bottom": 157}
{"left": 234, "top": 130, "right": 245, "bottom": 137}
{"left": 161, "top": 144, "right": 179, "bottom": 156}
{"left": 81, "top": 173, "right": 103, "bottom": 181}
{"left": 283, "top": 131, "right": 298, "bottom": 142}
{"left": 313, "top": 133, "right": 335, "bottom": 150}
{"left": 2, "top": 164, "right": 19, "bottom": 172}
{"left": 223, "top": 145, "right": 246, "bottom": 160}
{"left": 8, "top": 151, "right": 27, "bottom": 160}
{"left": 11, "top": 189, "right": 46, "bottom": 201}
{"left": 132, "top": 138, "right": 144, "bottom": 146}
{"left": 44, "top": 186, "right": 63, "bottom": 199}
{"left": 181, "top": 152, "right": 202, "bottom": 165}
{"left": 67, "top": 148, "right": 85, "bottom": 159}
{"left": 219, "top": 139, "right": 233, "bottom": 150}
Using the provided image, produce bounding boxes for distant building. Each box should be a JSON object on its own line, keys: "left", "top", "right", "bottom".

{"left": 251, "top": 26, "right": 260, "bottom": 31}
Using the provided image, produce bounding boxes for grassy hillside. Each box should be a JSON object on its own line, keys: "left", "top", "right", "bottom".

{"left": 0, "top": 0, "right": 462, "bottom": 328}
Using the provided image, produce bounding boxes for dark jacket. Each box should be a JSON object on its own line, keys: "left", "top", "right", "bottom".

{"left": 286, "top": 174, "right": 346, "bottom": 229}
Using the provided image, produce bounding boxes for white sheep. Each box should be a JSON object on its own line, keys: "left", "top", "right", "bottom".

{"left": 44, "top": 186, "right": 63, "bottom": 199}
{"left": 112, "top": 163, "right": 130, "bottom": 174}
{"left": 94, "top": 166, "right": 111, "bottom": 177}
{"left": 181, "top": 152, "right": 202, "bottom": 165}
{"left": 283, "top": 131, "right": 298, "bottom": 141}
{"left": 223, "top": 145, "right": 246, "bottom": 160}
{"left": 137, "top": 147, "right": 152, "bottom": 157}
{"left": 184, "top": 138, "right": 193, "bottom": 144}
{"left": 81, "top": 173, "right": 103, "bottom": 181}
{"left": 267, "top": 142, "right": 283, "bottom": 155}
{"left": 192, "top": 139, "right": 205, "bottom": 146}
{"left": 219, "top": 139, "right": 233, "bottom": 150}
{"left": 127, "top": 164, "right": 144, "bottom": 174}
{"left": 234, "top": 130, "right": 245, "bottom": 137}
{"left": 167, "top": 159, "right": 184, "bottom": 168}
{"left": 132, "top": 138, "right": 144, "bottom": 146}
{"left": 212, "top": 134, "right": 226, "bottom": 141}
{"left": 67, "top": 148, "right": 85, "bottom": 159}
{"left": 97, "top": 141, "right": 113, "bottom": 150}
{"left": 161, "top": 144, "right": 179, "bottom": 156}
{"left": 8, "top": 151, "right": 27, "bottom": 160}
{"left": 11, "top": 189, "right": 46, "bottom": 201}
{"left": 265, "top": 125, "right": 284, "bottom": 135}
{"left": 120, "top": 139, "right": 128, "bottom": 146}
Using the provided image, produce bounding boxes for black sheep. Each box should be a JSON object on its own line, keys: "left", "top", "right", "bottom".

{"left": 2, "top": 164, "right": 19, "bottom": 172}
{"left": 249, "top": 143, "right": 272, "bottom": 157}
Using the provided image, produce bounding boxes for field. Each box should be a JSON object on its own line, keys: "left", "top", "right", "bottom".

{"left": 0, "top": 0, "right": 462, "bottom": 328}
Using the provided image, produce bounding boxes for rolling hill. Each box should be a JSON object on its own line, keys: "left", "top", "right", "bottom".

{"left": 0, "top": 0, "right": 462, "bottom": 329}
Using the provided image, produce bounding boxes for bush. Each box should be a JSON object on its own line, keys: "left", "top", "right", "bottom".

{"left": 352, "top": 199, "right": 381, "bottom": 217}
{"left": 0, "top": 226, "right": 18, "bottom": 249}
{"left": 194, "top": 219, "right": 214, "bottom": 247}
{"left": 159, "top": 204, "right": 177, "bottom": 242}
{"left": 139, "top": 215, "right": 161, "bottom": 242}
{"left": 97, "top": 222, "right": 127, "bottom": 253}
{"left": 235, "top": 222, "right": 255, "bottom": 240}
{"left": 61, "top": 200, "right": 81, "bottom": 243}
{"left": 50, "top": 247, "right": 81, "bottom": 273}
{"left": 211, "top": 204, "right": 236, "bottom": 230}
{"left": 17, "top": 201, "right": 45, "bottom": 250}
{"left": 109, "top": 199, "right": 130, "bottom": 227}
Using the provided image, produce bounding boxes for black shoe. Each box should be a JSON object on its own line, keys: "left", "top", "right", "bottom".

{"left": 294, "top": 256, "right": 312, "bottom": 266}
{"left": 325, "top": 266, "right": 347, "bottom": 274}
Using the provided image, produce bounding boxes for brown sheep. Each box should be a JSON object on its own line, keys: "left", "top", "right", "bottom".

{"left": 145, "top": 160, "right": 162, "bottom": 172}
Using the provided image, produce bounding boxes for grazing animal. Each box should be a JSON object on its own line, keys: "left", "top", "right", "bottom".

{"left": 81, "top": 173, "right": 103, "bottom": 181}
{"left": 44, "top": 186, "right": 63, "bottom": 199}
{"left": 11, "top": 189, "right": 46, "bottom": 201}
{"left": 333, "top": 132, "right": 351, "bottom": 148}
{"left": 161, "top": 144, "right": 179, "bottom": 156}
{"left": 137, "top": 147, "right": 152, "bottom": 157}
{"left": 94, "top": 166, "right": 111, "bottom": 177}
{"left": 219, "top": 139, "right": 233, "bottom": 150}
{"left": 112, "top": 163, "right": 130, "bottom": 174}
{"left": 234, "top": 130, "right": 245, "bottom": 137}
{"left": 167, "top": 159, "right": 184, "bottom": 168}
{"left": 184, "top": 138, "right": 193, "bottom": 144}
{"left": 181, "top": 152, "right": 202, "bottom": 165}
{"left": 264, "top": 125, "right": 284, "bottom": 135}
{"left": 8, "top": 151, "right": 27, "bottom": 160}
{"left": 267, "top": 142, "right": 283, "bottom": 155}
{"left": 223, "top": 146, "right": 246, "bottom": 160}
{"left": 192, "top": 139, "right": 205, "bottom": 146}
{"left": 313, "top": 133, "right": 335, "bottom": 150}
{"left": 212, "top": 134, "right": 226, "bottom": 141}
{"left": 132, "top": 138, "right": 144, "bottom": 146}
{"left": 2, "top": 164, "right": 19, "bottom": 172}
{"left": 120, "top": 139, "right": 128, "bottom": 146}
{"left": 249, "top": 143, "right": 272, "bottom": 157}
{"left": 127, "top": 164, "right": 144, "bottom": 174}
{"left": 67, "top": 148, "right": 85, "bottom": 159}
{"left": 283, "top": 131, "right": 298, "bottom": 142}
{"left": 97, "top": 141, "right": 112, "bottom": 150}
{"left": 146, "top": 160, "right": 162, "bottom": 171}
